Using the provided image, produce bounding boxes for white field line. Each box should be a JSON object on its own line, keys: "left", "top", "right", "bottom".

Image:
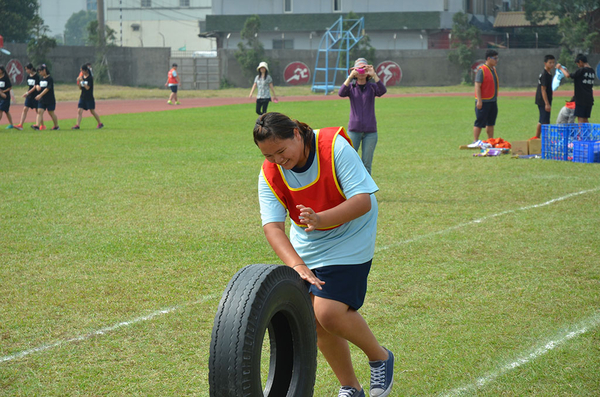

{"left": 0, "top": 294, "right": 218, "bottom": 364}
{"left": 2, "top": 188, "right": 598, "bottom": 365}
{"left": 441, "top": 311, "right": 600, "bottom": 396}
{"left": 375, "top": 187, "right": 600, "bottom": 252}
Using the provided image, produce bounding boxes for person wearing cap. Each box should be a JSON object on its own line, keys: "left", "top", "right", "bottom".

{"left": 556, "top": 54, "right": 595, "bottom": 123}
{"left": 338, "top": 58, "right": 387, "bottom": 175}
{"left": 34, "top": 64, "right": 60, "bottom": 130}
{"left": 166, "top": 63, "right": 181, "bottom": 105}
{"left": 249, "top": 61, "right": 278, "bottom": 115}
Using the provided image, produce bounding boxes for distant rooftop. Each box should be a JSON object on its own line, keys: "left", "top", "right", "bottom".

{"left": 493, "top": 11, "right": 559, "bottom": 28}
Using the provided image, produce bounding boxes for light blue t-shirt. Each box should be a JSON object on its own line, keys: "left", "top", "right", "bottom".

{"left": 258, "top": 130, "right": 379, "bottom": 269}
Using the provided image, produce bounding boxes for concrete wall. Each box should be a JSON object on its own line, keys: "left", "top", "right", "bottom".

{"left": 221, "top": 48, "right": 600, "bottom": 89}
{"left": 1, "top": 43, "right": 170, "bottom": 87}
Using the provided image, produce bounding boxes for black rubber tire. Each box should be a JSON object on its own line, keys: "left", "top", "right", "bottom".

{"left": 209, "top": 264, "right": 317, "bottom": 397}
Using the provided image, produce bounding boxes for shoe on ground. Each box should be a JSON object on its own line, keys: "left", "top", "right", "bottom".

{"left": 31, "top": 125, "right": 40, "bottom": 130}
{"left": 6, "top": 124, "right": 14, "bottom": 129}
{"left": 14, "top": 124, "right": 23, "bottom": 130}
{"left": 51, "top": 126, "right": 60, "bottom": 130}
{"left": 175, "top": 101, "right": 180, "bottom": 105}
{"left": 97, "top": 123, "right": 104, "bottom": 129}
{"left": 467, "top": 140, "right": 483, "bottom": 148}
{"left": 40, "top": 125, "right": 47, "bottom": 130}
{"left": 370, "top": 347, "right": 394, "bottom": 397}
{"left": 167, "top": 100, "right": 173, "bottom": 105}
{"left": 72, "top": 125, "right": 80, "bottom": 130}
{"left": 338, "top": 386, "right": 365, "bottom": 397}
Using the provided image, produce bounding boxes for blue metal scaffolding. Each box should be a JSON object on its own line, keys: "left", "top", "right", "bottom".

{"left": 311, "top": 17, "right": 365, "bottom": 95}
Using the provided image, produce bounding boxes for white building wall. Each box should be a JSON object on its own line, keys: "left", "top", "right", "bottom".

{"left": 106, "top": 0, "right": 214, "bottom": 51}
{"left": 212, "top": 0, "right": 452, "bottom": 15}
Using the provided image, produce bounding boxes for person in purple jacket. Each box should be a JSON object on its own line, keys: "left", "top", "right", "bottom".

{"left": 339, "top": 58, "right": 387, "bottom": 175}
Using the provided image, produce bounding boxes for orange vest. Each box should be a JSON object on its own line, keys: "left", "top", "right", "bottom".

{"left": 167, "top": 68, "right": 178, "bottom": 85}
{"left": 261, "top": 127, "right": 351, "bottom": 230}
{"left": 476, "top": 64, "right": 499, "bottom": 100}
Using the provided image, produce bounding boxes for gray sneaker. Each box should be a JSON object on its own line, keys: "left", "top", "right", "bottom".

{"left": 370, "top": 347, "right": 394, "bottom": 397}
{"left": 338, "top": 386, "right": 365, "bottom": 397}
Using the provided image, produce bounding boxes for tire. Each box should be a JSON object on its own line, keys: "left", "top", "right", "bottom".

{"left": 209, "top": 264, "right": 317, "bottom": 397}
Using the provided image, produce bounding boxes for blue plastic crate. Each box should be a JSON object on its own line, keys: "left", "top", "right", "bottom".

{"left": 542, "top": 124, "right": 600, "bottom": 161}
{"left": 572, "top": 141, "right": 600, "bottom": 163}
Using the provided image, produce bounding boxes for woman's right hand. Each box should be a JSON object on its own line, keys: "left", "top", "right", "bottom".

{"left": 293, "top": 264, "right": 325, "bottom": 290}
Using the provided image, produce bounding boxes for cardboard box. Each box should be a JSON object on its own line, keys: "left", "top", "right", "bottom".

{"left": 528, "top": 139, "right": 542, "bottom": 155}
{"left": 512, "top": 141, "right": 529, "bottom": 155}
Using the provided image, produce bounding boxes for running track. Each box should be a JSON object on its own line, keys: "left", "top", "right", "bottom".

{"left": 6, "top": 89, "right": 596, "bottom": 125}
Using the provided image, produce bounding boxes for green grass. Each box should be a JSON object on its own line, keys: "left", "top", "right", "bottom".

{"left": 1, "top": 95, "right": 599, "bottom": 396}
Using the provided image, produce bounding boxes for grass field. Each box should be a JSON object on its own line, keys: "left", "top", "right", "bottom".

{"left": 1, "top": 93, "right": 599, "bottom": 396}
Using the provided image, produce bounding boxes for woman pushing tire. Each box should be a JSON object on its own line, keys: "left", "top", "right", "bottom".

{"left": 209, "top": 263, "right": 317, "bottom": 397}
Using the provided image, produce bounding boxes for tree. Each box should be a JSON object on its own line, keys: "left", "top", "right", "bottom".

{"left": 86, "top": 20, "right": 117, "bottom": 83}
{"left": 0, "top": 0, "right": 38, "bottom": 43}
{"left": 523, "top": 0, "right": 600, "bottom": 67}
{"left": 235, "top": 15, "right": 267, "bottom": 84}
{"left": 344, "top": 12, "right": 375, "bottom": 67}
{"left": 448, "top": 12, "right": 482, "bottom": 84}
{"left": 27, "top": 15, "right": 57, "bottom": 70}
{"left": 64, "top": 10, "right": 97, "bottom": 46}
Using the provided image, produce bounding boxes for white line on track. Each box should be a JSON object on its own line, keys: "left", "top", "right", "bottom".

{"left": 2, "top": 188, "right": 598, "bottom": 366}
{"left": 376, "top": 187, "right": 600, "bottom": 252}
{"left": 0, "top": 294, "right": 218, "bottom": 364}
{"left": 441, "top": 311, "right": 600, "bottom": 396}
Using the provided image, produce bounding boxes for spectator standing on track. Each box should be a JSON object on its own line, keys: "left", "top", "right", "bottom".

{"left": 249, "top": 61, "right": 277, "bottom": 115}
{"left": 15, "top": 63, "right": 40, "bottom": 130}
{"left": 0, "top": 65, "right": 15, "bottom": 129}
{"left": 34, "top": 64, "right": 59, "bottom": 131}
{"left": 254, "top": 112, "right": 394, "bottom": 397}
{"left": 534, "top": 54, "right": 556, "bottom": 139}
{"left": 556, "top": 54, "right": 595, "bottom": 123}
{"left": 470, "top": 50, "right": 499, "bottom": 147}
{"left": 338, "top": 58, "right": 387, "bottom": 175}
{"left": 166, "top": 63, "right": 180, "bottom": 105}
{"left": 72, "top": 64, "right": 104, "bottom": 130}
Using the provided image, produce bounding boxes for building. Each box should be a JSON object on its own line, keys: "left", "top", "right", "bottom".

{"left": 39, "top": 0, "right": 97, "bottom": 38}
{"left": 105, "top": 0, "right": 215, "bottom": 51}
{"left": 206, "top": 0, "right": 507, "bottom": 51}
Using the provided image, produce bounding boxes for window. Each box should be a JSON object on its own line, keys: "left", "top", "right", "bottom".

{"left": 273, "top": 39, "right": 294, "bottom": 49}
{"left": 333, "top": 0, "right": 342, "bottom": 12}
{"left": 180, "top": 0, "right": 190, "bottom": 6}
{"left": 87, "top": 0, "right": 97, "bottom": 11}
{"left": 284, "top": 0, "right": 292, "bottom": 13}
{"left": 141, "top": 0, "right": 151, "bottom": 7}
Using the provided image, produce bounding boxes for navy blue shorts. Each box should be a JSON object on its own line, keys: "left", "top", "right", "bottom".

{"left": 574, "top": 104, "right": 592, "bottom": 119}
{"left": 78, "top": 99, "right": 96, "bottom": 111}
{"left": 38, "top": 102, "right": 56, "bottom": 111}
{"left": 170, "top": 85, "right": 178, "bottom": 93}
{"left": 0, "top": 99, "right": 9, "bottom": 113}
{"left": 24, "top": 96, "right": 39, "bottom": 109}
{"left": 309, "top": 260, "right": 372, "bottom": 311}
{"left": 538, "top": 105, "right": 551, "bottom": 124}
{"left": 474, "top": 101, "right": 498, "bottom": 128}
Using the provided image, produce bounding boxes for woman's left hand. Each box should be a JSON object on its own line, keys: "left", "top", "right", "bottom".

{"left": 297, "top": 205, "right": 320, "bottom": 232}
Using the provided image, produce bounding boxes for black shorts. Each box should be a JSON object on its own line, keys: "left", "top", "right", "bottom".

{"left": 0, "top": 99, "right": 9, "bottom": 113}
{"left": 309, "top": 260, "right": 372, "bottom": 311}
{"left": 538, "top": 105, "right": 551, "bottom": 124}
{"left": 574, "top": 104, "right": 592, "bottom": 119}
{"left": 169, "top": 85, "right": 178, "bottom": 93}
{"left": 78, "top": 99, "right": 96, "bottom": 110}
{"left": 38, "top": 102, "right": 56, "bottom": 111}
{"left": 24, "top": 96, "right": 39, "bottom": 109}
{"left": 474, "top": 101, "right": 498, "bottom": 128}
